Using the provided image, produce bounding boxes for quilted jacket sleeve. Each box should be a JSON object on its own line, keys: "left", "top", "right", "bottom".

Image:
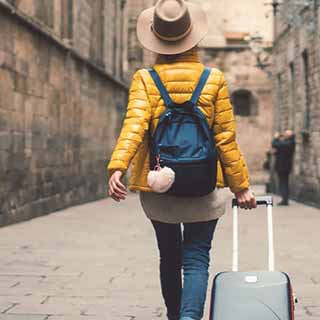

{"left": 213, "top": 72, "right": 250, "bottom": 193}
{"left": 107, "top": 70, "right": 151, "bottom": 176}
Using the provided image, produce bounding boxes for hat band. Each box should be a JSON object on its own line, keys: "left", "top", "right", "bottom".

{"left": 151, "top": 23, "right": 193, "bottom": 42}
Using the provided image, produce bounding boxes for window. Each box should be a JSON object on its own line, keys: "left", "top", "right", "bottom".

{"left": 288, "top": 62, "right": 295, "bottom": 130}
{"left": 231, "top": 90, "right": 254, "bottom": 117}
{"left": 224, "top": 32, "right": 250, "bottom": 46}
{"left": 61, "top": 0, "right": 73, "bottom": 40}
{"left": 276, "top": 73, "right": 284, "bottom": 131}
{"left": 36, "top": 0, "right": 54, "bottom": 28}
{"left": 302, "top": 49, "right": 311, "bottom": 130}
{"left": 127, "top": 18, "right": 143, "bottom": 62}
{"left": 113, "top": 2, "right": 118, "bottom": 74}
{"left": 90, "top": 0, "right": 104, "bottom": 65}
{"left": 119, "top": 0, "right": 126, "bottom": 79}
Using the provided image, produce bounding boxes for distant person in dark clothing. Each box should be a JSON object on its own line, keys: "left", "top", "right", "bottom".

{"left": 263, "top": 150, "right": 271, "bottom": 171}
{"left": 272, "top": 130, "right": 296, "bottom": 206}
{"left": 263, "top": 150, "right": 272, "bottom": 193}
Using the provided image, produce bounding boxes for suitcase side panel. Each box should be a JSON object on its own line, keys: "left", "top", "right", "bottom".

{"left": 209, "top": 271, "right": 294, "bottom": 320}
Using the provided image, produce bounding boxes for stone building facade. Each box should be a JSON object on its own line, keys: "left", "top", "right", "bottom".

{"left": 125, "top": 0, "right": 274, "bottom": 182}
{"left": 123, "top": 0, "right": 156, "bottom": 80}
{"left": 0, "top": 0, "right": 128, "bottom": 226}
{"left": 272, "top": 0, "right": 320, "bottom": 206}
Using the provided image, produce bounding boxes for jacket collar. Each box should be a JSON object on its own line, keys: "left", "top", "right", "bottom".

{"left": 155, "top": 48, "right": 201, "bottom": 64}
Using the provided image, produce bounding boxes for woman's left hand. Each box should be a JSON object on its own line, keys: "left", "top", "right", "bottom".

{"left": 235, "top": 188, "right": 256, "bottom": 209}
{"left": 108, "top": 170, "right": 127, "bottom": 202}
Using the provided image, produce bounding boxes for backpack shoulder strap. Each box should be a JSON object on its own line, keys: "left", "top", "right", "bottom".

{"left": 148, "top": 68, "right": 173, "bottom": 107}
{"left": 190, "top": 67, "right": 211, "bottom": 105}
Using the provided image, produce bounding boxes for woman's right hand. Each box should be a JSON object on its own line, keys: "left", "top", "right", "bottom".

{"left": 235, "top": 188, "right": 256, "bottom": 209}
{"left": 108, "top": 170, "right": 127, "bottom": 202}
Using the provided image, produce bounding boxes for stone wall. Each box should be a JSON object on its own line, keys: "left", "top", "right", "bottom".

{"left": 0, "top": 1, "right": 128, "bottom": 226}
{"left": 123, "top": 0, "right": 155, "bottom": 80}
{"left": 272, "top": 1, "right": 320, "bottom": 207}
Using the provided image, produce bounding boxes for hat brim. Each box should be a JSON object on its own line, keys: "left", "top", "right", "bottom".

{"left": 137, "top": 3, "right": 208, "bottom": 55}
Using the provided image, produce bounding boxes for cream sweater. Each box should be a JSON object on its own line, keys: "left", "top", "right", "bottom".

{"left": 139, "top": 188, "right": 231, "bottom": 224}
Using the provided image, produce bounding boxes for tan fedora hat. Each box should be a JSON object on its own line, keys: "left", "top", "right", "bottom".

{"left": 137, "top": 0, "right": 208, "bottom": 55}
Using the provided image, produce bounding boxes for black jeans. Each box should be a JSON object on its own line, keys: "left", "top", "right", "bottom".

{"left": 277, "top": 172, "right": 290, "bottom": 204}
{"left": 151, "top": 219, "right": 218, "bottom": 320}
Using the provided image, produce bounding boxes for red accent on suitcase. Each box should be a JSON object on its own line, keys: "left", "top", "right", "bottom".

{"left": 290, "top": 283, "right": 295, "bottom": 320}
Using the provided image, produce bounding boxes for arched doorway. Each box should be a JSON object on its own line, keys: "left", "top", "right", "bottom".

{"left": 231, "top": 89, "right": 258, "bottom": 116}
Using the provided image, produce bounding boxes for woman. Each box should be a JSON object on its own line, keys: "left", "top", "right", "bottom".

{"left": 108, "top": 1, "right": 256, "bottom": 319}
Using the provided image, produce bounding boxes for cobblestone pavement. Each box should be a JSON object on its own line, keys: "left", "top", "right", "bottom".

{"left": 0, "top": 186, "right": 319, "bottom": 319}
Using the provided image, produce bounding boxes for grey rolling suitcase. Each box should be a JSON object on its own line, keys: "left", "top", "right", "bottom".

{"left": 209, "top": 196, "right": 295, "bottom": 320}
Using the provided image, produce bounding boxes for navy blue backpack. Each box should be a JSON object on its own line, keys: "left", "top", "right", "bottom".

{"left": 148, "top": 67, "right": 218, "bottom": 197}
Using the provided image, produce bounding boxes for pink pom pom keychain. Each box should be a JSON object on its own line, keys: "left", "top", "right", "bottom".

{"left": 147, "top": 155, "right": 175, "bottom": 193}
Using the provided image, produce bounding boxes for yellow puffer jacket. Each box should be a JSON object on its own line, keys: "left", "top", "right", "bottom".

{"left": 107, "top": 50, "right": 250, "bottom": 194}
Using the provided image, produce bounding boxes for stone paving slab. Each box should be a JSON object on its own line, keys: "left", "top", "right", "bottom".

{"left": 47, "top": 317, "right": 103, "bottom": 320}
{"left": 0, "top": 302, "right": 14, "bottom": 314}
{"left": 0, "top": 316, "right": 48, "bottom": 320}
{"left": 0, "top": 186, "right": 319, "bottom": 319}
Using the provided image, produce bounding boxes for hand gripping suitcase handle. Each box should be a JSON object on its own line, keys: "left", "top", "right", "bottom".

{"left": 232, "top": 195, "right": 273, "bottom": 207}
{"left": 231, "top": 195, "right": 275, "bottom": 272}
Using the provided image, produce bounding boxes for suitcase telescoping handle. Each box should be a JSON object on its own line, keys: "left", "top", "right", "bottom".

{"left": 231, "top": 196, "right": 274, "bottom": 272}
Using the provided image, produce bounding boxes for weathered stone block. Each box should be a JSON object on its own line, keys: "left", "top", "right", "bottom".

{"left": 42, "top": 168, "right": 54, "bottom": 183}
{"left": 27, "top": 78, "right": 44, "bottom": 98}
{"left": 30, "top": 199, "right": 45, "bottom": 218}
{"left": 8, "top": 152, "right": 29, "bottom": 172}
{"left": 0, "top": 150, "right": 9, "bottom": 173}
{"left": 24, "top": 97, "right": 38, "bottom": 130}
{"left": 49, "top": 51, "right": 65, "bottom": 89}
{"left": 14, "top": 73, "right": 28, "bottom": 94}
{"left": 27, "top": 187, "right": 39, "bottom": 203}
{"left": 0, "top": 110, "right": 9, "bottom": 131}
{"left": 0, "top": 70, "right": 15, "bottom": 109}
{"left": 13, "top": 92, "right": 25, "bottom": 113}
{"left": 15, "top": 57, "right": 30, "bottom": 76}
{"left": 12, "top": 132, "right": 25, "bottom": 153}
{"left": 14, "top": 203, "right": 33, "bottom": 222}
{"left": 11, "top": 110, "right": 25, "bottom": 132}
{"left": 34, "top": 151, "right": 48, "bottom": 168}
{"left": 0, "top": 131, "right": 11, "bottom": 150}
{"left": 0, "top": 12, "right": 14, "bottom": 52}
{"left": 31, "top": 132, "right": 46, "bottom": 150}
{"left": 0, "top": 50, "right": 15, "bottom": 70}
{"left": 47, "top": 87, "right": 61, "bottom": 115}
{"left": 15, "top": 0, "right": 37, "bottom": 17}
